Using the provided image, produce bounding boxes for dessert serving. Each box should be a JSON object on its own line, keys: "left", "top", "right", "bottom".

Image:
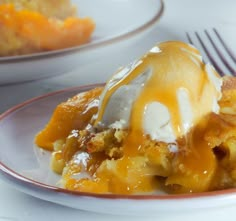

{"left": 0, "top": 0, "right": 95, "bottom": 56}
{"left": 35, "top": 41, "right": 236, "bottom": 194}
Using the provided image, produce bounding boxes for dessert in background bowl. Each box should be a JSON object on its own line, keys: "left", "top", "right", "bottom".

{"left": 0, "top": 0, "right": 95, "bottom": 56}
{"left": 0, "top": 0, "right": 164, "bottom": 85}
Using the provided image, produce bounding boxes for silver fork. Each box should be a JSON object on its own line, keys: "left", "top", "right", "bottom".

{"left": 186, "top": 28, "right": 236, "bottom": 76}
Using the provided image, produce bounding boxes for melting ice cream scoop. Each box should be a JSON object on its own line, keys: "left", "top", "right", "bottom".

{"left": 94, "top": 41, "right": 222, "bottom": 143}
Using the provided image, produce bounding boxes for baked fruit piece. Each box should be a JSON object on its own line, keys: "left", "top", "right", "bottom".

{"left": 35, "top": 76, "right": 236, "bottom": 194}
{"left": 35, "top": 87, "right": 103, "bottom": 151}
{"left": 0, "top": 1, "right": 95, "bottom": 56}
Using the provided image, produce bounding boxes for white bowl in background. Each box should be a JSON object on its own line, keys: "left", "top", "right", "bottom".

{"left": 0, "top": 0, "right": 164, "bottom": 85}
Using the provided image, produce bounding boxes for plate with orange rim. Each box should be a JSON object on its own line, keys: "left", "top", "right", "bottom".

{"left": 0, "top": 0, "right": 164, "bottom": 85}
{"left": 1, "top": 84, "right": 236, "bottom": 217}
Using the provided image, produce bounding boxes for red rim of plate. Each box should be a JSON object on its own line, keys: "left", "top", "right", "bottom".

{"left": 1, "top": 83, "right": 236, "bottom": 200}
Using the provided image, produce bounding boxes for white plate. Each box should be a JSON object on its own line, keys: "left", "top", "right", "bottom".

{"left": 1, "top": 84, "right": 236, "bottom": 216}
{"left": 0, "top": 0, "right": 164, "bottom": 85}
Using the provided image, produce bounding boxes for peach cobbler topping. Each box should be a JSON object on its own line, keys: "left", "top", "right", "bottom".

{"left": 35, "top": 42, "right": 236, "bottom": 194}
{"left": 34, "top": 77, "right": 236, "bottom": 194}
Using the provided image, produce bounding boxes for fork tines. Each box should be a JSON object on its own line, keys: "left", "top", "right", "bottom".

{"left": 186, "top": 28, "right": 236, "bottom": 76}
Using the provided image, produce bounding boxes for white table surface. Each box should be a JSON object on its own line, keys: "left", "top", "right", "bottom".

{"left": 1, "top": 0, "right": 236, "bottom": 220}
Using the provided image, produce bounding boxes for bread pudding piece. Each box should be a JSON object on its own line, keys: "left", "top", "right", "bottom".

{"left": 0, "top": 1, "right": 95, "bottom": 56}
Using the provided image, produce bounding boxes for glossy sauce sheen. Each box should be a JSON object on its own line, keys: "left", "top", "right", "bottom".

{"left": 93, "top": 41, "right": 222, "bottom": 192}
